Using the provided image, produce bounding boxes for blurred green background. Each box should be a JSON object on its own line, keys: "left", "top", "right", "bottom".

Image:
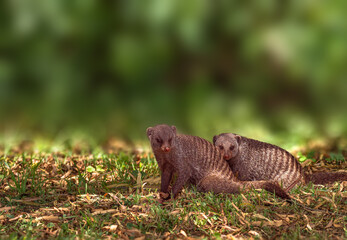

{"left": 1, "top": 0, "right": 347, "bottom": 146}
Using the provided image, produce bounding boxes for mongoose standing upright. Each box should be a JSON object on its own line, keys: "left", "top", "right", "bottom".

{"left": 213, "top": 133, "right": 347, "bottom": 191}
{"left": 146, "top": 124, "right": 290, "bottom": 200}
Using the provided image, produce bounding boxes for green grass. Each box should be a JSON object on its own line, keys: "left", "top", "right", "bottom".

{"left": 0, "top": 140, "right": 346, "bottom": 239}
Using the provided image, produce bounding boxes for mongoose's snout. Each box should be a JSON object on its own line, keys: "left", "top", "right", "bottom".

{"left": 223, "top": 154, "right": 231, "bottom": 160}
{"left": 161, "top": 146, "right": 171, "bottom": 152}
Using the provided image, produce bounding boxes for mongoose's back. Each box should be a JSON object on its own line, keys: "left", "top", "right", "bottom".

{"left": 175, "top": 134, "right": 234, "bottom": 183}
{"left": 235, "top": 137, "right": 305, "bottom": 189}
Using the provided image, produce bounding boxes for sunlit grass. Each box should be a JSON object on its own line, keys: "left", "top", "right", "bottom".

{"left": 0, "top": 140, "right": 346, "bottom": 239}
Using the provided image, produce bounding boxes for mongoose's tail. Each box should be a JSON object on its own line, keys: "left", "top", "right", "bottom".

{"left": 305, "top": 171, "right": 347, "bottom": 185}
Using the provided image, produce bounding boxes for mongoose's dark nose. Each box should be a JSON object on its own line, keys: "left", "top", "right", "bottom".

{"left": 162, "top": 147, "right": 171, "bottom": 152}
{"left": 223, "top": 155, "right": 230, "bottom": 160}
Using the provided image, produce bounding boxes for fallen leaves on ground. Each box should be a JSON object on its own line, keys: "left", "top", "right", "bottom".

{"left": 0, "top": 140, "right": 346, "bottom": 239}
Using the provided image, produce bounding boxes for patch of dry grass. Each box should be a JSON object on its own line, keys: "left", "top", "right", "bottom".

{"left": 0, "top": 141, "right": 346, "bottom": 239}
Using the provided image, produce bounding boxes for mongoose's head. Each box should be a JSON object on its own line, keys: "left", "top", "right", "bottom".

{"left": 213, "top": 133, "right": 241, "bottom": 161}
{"left": 146, "top": 124, "right": 177, "bottom": 153}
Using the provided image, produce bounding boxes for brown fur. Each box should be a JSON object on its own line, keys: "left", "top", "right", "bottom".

{"left": 147, "top": 124, "right": 290, "bottom": 200}
{"left": 213, "top": 133, "right": 347, "bottom": 191}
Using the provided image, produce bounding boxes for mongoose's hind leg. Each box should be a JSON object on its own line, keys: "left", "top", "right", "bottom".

{"left": 172, "top": 169, "right": 191, "bottom": 198}
{"left": 198, "top": 174, "right": 290, "bottom": 200}
{"left": 197, "top": 174, "right": 241, "bottom": 194}
{"left": 243, "top": 180, "right": 291, "bottom": 200}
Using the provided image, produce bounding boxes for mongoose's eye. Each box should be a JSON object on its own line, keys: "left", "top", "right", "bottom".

{"left": 230, "top": 146, "right": 235, "bottom": 151}
{"left": 156, "top": 138, "right": 162, "bottom": 143}
{"left": 219, "top": 146, "right": 224, "bottom": 150}
{"left": 168, "top": 138, "right": 172, "bottom": 144}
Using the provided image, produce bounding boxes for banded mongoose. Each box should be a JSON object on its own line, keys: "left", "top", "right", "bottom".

{"left": 146, "top": 124, "right": 290, "bottom": 200}
{"left": 213, "top": 133, "right": 347, "bottom": 191}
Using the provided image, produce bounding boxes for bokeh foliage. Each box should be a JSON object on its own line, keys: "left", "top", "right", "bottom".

{"left": 1, "top": 0, "right": 347, "bottom": 143}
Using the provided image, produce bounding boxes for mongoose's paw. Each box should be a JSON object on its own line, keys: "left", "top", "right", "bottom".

{"left": 159, "top": 192, "right": 170, "bottom": 200}
{"left": 157, "top": 198, "right": 165, "bottom": 204}
{"left": 269, "top": 181, "right": 291, "bottom": 200}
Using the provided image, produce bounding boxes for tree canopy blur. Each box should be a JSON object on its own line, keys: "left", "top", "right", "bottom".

{"left": 1, "top": 0, "right": 347, "bottom": 144}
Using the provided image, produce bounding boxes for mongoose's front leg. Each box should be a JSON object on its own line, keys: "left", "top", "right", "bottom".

{"left": 160, "top": 164, "right": 174, "bottom": 199}
{"left": 172, "top": 169, "right": 191, "bottom": 198}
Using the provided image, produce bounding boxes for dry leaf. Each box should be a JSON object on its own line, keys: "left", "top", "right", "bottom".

{"left": 61, "top": 170, "right": 72, "bottom": 179}
{"left": 11, "top": 200, "right": 41, "bottom": 206}
{"left": 267, "top": 220, "right": 283, "bottom": 227}
{"left": 231, "top": 202, "right": 245, "bottom": 218}
{"left": 303, "top": 214, "right": 313, "bottom": 230}
{"left": 325, "top": 218, "right": 333, "bottom": 228}
{"left": 142, "top": 176, "right": 161, "bottom": 184}
{"left": 248, "top": 230, "right": 261, "bottom": 238}
{"left": 103, "top": 225, "right": 118, "bottom": 232}
{"left": 333, "top": 219, "right": 343, "bottom": 228}
{"left": 340, "top": 192, "right": 347, "bottom": 198}
{"left": 9, "top": 215, "right": 23, "bottom": 222}
{"left": 134, "top": 237, "right": 145, "bottom": 240}
{"left": 0, "top": 206, "right": 16, "bottom": 212}
{"left": 125, "top": 228, "right": 142, "bottom": 238}
{"left": 169, "top": 210, "right": 181, "bottom": 215}
{"left": 223, "top": 233, "right": 239, "bottom": 240}
{"left": 136, "top": 171, "right": 142, "bottom": 186}
{"left": 240, "top": 194, "right": 250, "bottom": 204}
{"left": 252, "top": 221, "right": 263, "bottom": 226}
{"left": 21, "top": 197, "right": 41, "bottom": 201}
{"left": 314, "top": 201, "right": 325, "bottom": 209}
{"left": 41, "top": 216, "right": 60, "bottom": 222}
{"left": 162, "top": 232, "right": 170, "bottom": 238}
{"left": 107, "top": 183, "right": 130, "bottom": 188}
{"left": 307, "top": 223, "right": 313, "bottom": 231}
{"left": 201, "top": 213, "right": 213, "bottom": 226}
{"left": 253, "top": 213, "right": 271, "bottom": 222}
{"left": 86, "top": 194, "right": 91, "bottom": 201}
{"left": 252, "top": 220, "right": 283, "bottom": 227}
{"left": 221, "top": 225, "right": 235, "bottom": 231}
{"left": 180, "top": 230, "right": 187, "bottom": 237}
{"left": 92, "top": 209, "right": 117, "bottom": 215}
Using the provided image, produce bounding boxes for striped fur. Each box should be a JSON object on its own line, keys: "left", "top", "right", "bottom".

{"left": 147, "top": 125, "right": 290, "bottom": 200}
{"left": 213, "top": 133, "right": 347, "bottom": 191}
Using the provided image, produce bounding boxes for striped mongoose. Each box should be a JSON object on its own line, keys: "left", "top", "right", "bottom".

{"left": 213, "top": 133, "right": 347, "bottom": 191}
{"left": 147, "top": 124, "right": 290, "bottom": 200}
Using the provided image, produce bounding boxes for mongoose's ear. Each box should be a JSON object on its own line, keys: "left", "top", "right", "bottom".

{"left": 213, "top": 135, "right": 218, "bottom": 145}
{"left": 146, "top": 127, "right": 153, "bottom": 138}
{"left": 235, "top": 135, "right": 241, "bottom": 145}
{"left": 171, "top": 125, "right": 177, "bottom": 135}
